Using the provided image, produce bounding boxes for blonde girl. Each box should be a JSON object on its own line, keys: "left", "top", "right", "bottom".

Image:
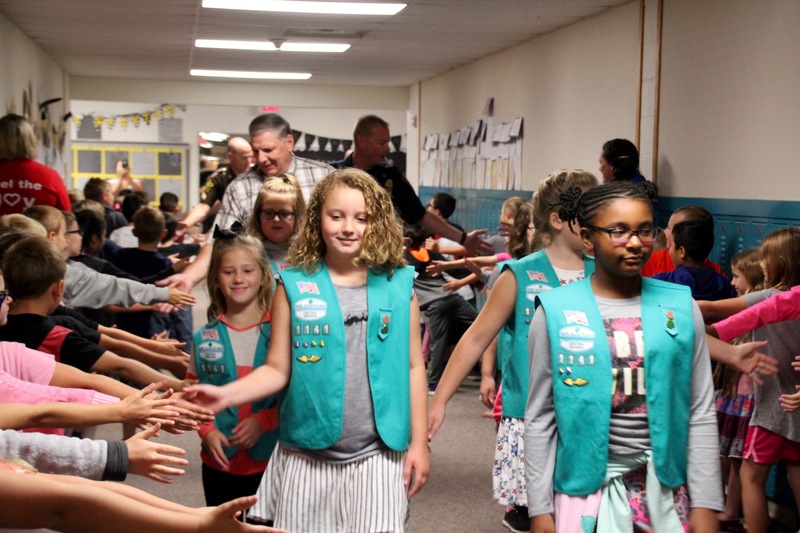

{"left": 187, "top": 232, "right": 278, "bottom": 507}
{"left": 428, "top": 169, "right": 598, "bottom": 532}
{"left": 186, "top": 168, "right": 429, "bottom": 533}
{"left": 247, "top": 175, "right": 306, "bottom": 274}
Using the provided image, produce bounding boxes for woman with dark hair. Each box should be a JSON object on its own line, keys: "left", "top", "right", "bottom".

{"left": 0, "top": 114, "right": 71, "bottom": 215}
{"left": 599, "top": 138, "right": 647, "bottom": 184}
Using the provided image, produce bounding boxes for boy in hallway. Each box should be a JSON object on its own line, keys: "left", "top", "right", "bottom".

{"left": 404, "top": 223, "right": 477, "bottom": 393}
{"left": 652, "top": 219, "right": 737, "bottom": 301}
{"left": 113, "top": 206, "right": 194, "bottom": 351}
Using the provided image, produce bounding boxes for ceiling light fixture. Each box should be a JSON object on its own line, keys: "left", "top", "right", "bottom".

{"left": 195, "top": 39, "right": 350, "bottom": 53}
{"left": 190, "top": 69, "right": 312, "bottom": 80}
{"left": 202, "top": 0, "right": 406, "bottom": 16}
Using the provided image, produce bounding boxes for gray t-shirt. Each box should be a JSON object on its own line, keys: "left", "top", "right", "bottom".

{"left": 742, "top": 288, "right": 800, "bottom": 441}
{"left": 293, "top": 283, "right": 384, "bottom": 464}
{"left": 524, "top": 295, "right": 722, "bottom": 516}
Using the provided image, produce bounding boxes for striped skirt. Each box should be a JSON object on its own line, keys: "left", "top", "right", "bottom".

{"left": 248, "top": 444, "right": 409, "bottom": 533}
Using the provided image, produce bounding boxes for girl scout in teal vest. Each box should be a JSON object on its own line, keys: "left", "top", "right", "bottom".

{"left": 184, "top": 170, "right": 429, "bottom": 533}
{"left": 427, "top": 170, "right": 599, "bottom": 530}
{"left": 188, "top": 231, "right": 279, "bottom": 507}
{"left": 525, "top": 181, "right": 722, "bottom": 532}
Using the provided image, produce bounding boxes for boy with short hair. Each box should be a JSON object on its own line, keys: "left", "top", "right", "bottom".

{"left": 83, "top": 177, "right": 127, "bottom": 236}
{"left": 652, "top": 219, "right": 737, "bottom": 301}
{"left": 158, "top": 192, "right": 180, "bottom": 216}
{"left": 0, "top": 236, "right": 184, "bottom": 390}
{"left": 111, "top": 206, "right": 176, "bottom": 339}
{"left": 21, "top": 206, "right": 194, "bottom": 310}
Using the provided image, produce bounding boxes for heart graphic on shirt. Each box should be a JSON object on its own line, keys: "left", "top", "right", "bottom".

{"left": 2, "top": 194, "right": 21, "bottom": 207}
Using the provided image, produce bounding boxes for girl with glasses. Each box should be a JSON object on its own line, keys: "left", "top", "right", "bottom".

{"left": 525, "top": 180, "right": 722, "bottom": 532}
{"left": 247, "top": 176, "right": 306, "bottom": 276}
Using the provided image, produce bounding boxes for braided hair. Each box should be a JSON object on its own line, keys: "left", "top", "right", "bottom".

{"left": 530, "top": 169, "right": 599, "bottom": 252}
{"left": 558, "top": 180, "right": 657, "bottom": 232}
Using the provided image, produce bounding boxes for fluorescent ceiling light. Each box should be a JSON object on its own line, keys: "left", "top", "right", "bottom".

{"left": 191, "top": 69, "right": 312, "bottom": 80}
{"left": 195, "top": 39, "right": 350, "bottom": 53}
{"left": 202, "top": 0, "right": 406, "bottom": 16}
{"left": 199, "top": 132, "right": 230, "bottom": 142}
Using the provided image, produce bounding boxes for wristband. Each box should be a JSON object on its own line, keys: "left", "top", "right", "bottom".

{"left": 459, "top": 230, "right": 467, "bottom": 245}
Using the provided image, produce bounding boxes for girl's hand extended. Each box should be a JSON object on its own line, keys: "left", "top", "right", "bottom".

{"left": 181, "top": 384, "right": 229, "bottom": 414}
{"left": 203, "top": 429, "right": 231, "bottom": 471}
{"left": 403, "top": 441, "right": 429, "bottom": 498}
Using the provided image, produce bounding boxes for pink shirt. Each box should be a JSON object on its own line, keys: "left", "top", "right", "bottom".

{"left": 713, "top": 286, "right": 800, "bottom": 342}
{"left": 0, "top": 341, "right": 56, "bottom": 385}
{"left": 0, "top": 369, "right": 117, "bottom": 405}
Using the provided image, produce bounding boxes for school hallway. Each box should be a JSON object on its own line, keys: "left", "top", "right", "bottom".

{"left": 97, "top": 378, "right": 505, "bottom": 532}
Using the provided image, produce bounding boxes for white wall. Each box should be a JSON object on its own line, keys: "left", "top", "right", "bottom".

{"left": 419, "top": 2, "right": 641, "bottom": 191}
{"left": 658, "top": 0, "right": 800, "bottom": 200}
{"left": 0, "top": 12, "right": 69, "bottom": 177}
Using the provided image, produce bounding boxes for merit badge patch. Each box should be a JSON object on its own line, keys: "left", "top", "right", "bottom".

{"left": 294, "top": 298, "right": 327, "bottom": 320}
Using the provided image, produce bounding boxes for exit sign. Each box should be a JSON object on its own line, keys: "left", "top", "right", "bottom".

{"left": 261, "top": 106, "right": 280, "bottom": 112}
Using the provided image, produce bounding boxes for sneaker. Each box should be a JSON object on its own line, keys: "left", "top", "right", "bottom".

{"left": 502, "top": 506, "right": 530, "bottom": 533}
{"left": 427, "top": 383, "right": 437, "bottom": 396}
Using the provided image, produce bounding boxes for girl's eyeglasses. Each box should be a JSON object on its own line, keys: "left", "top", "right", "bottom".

{"left": 66, "top": 228, "right": 84, "bottom": 236}
{"left": 259, "top": 209, "right": 295, "bottom": 221}
{"left": 585, "top": 224, "right": 659, "bottom": 245}
{"left": 0, "top": 290, "right": 8, "bottom": 307}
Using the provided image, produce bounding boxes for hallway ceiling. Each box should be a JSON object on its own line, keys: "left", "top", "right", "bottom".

{"left": 0, "top": 0, "right": 630, "bottom": 86}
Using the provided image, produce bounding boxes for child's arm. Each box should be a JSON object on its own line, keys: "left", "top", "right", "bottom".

{"left": 98, "top": 334, "right": 189, "bottom": 379}
{"left": 0, "top": 384, "right": 180, "bottom": 430}
{"left": 479, "top": 336, "right": 498, "bottom": 408}
{"left": 442, "top": 272, "right": 478, "bottom": 292}
{"left": 0, "top": 471, "right": 286, "bottom": 533}
{"left": 428, "top": 270, "right": 517, "bottom": 439}
{"left": 710, "top": 286, "right": 800, "bottom": 343}
{"left": 524, "top": 307, "right": 558, "bottom": 523}
{"left": 90, "top": 351, "right": 186, "bottom": 391}
{"left": 685, "top": 303, "right": 724, "bottom": 514}
{"left": 425, "top": 258, "right": 466, "bottom": 275}
{"left": 706, "top": 336, "right": 777, "bottom": 383}
{"left": 183, "top": 285, "right": 293, "bottom": 412}
{"left": 405, "top": 294, "right": 429, "bottom": 498}
{"left": 696, "top": 295, "right": 746, "bottom": 322}
{"left": 100, "top": 324, "right": 189, "bottom": 359}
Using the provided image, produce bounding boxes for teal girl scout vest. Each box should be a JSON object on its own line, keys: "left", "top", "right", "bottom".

{"left": 536, "top": 277, "right": 694, "bottom": 495}
{"left": 500, "top": 250, "right": 595, "bottom": 419}
{"left": 193, "top": 320, "right": 278, "bottom": 461}
{"left": 279, "top": 262, "right": 414, "bottom": 451}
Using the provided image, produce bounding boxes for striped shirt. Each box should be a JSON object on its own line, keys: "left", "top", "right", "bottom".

{"left": 212, "top": 155, "right": 333, "bottom": 232}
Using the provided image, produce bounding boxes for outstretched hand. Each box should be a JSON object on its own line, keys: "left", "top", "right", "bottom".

{"left": 126, "top": 423, "right": 189, "bottom": 483}
{"left": 199, "top": 496, "right": 288, "bottom": 533}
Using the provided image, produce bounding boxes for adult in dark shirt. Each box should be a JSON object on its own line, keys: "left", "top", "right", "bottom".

{"left": 334, "top": 115, "right": 488, "bottom": 255}
{"left": 178, "top": 136, "right": 254, "bottom": 235}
